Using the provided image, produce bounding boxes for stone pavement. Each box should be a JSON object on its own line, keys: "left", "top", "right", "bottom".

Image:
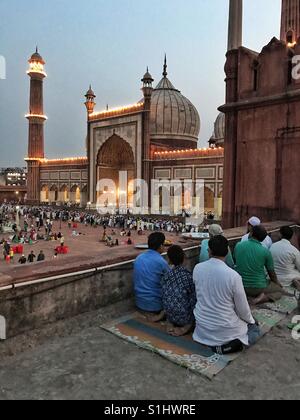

{"left": 0, "top": 300, "right": 299, "bottom": 400}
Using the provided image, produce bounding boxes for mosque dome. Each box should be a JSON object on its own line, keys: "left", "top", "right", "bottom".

{"left": 209, "top": 112, "right": 225, "bottom": 147}
{"left": 149, "top": 58, "right": 201, "bottom": 149}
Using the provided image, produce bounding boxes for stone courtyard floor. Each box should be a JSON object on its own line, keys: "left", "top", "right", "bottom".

{"left": 0, "top": 299, "right": 299, "bottom": 400}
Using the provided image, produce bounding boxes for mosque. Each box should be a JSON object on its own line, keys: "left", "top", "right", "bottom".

{"left": 25, "top": 0, "right": 300, "bottom": 225}
{"left": 25, "top": 50, "right": 225, "bottom": 216}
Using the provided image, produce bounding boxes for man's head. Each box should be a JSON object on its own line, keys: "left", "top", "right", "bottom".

{"left": 251, "top": 225, "right": 268, "bottom": 243}
{"left": 208, "top": 235, "right": 229, "bottom": 259}
{"left": 280, "top": 226, "right": 294, "bottom": 241}
{"left": 148, "top": 232, "right": 166, "bottom": 254}
{"left": 208, "top": 224, "right": 224, "bottom": 238}
{"left": 167, "top": 245, "right": 185, "bottom": 267}
{"left": 247, "top": 216, "right": 261, "bottom": 233}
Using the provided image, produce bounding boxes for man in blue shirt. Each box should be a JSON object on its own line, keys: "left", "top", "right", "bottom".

{"left": 134, "top": 232, "right": 169, "bottom": 321}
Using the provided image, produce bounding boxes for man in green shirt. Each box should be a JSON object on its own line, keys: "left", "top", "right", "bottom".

{"left": 235, "top": 226, "right": 283, "bottom": 304}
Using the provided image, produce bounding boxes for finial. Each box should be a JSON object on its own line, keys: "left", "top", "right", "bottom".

{"left": 36, "top": 46, "right": 38, "bottom": 54}
{"left": 106, "top": 104, "right": 109, "bottom": 111}
{"left": 163, "top": 54, "right": 168, "bottom": 77}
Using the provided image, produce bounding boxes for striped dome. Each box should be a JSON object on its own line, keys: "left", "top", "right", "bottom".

{"left": 149, "top": 60, "right": 200, "bottom": 148}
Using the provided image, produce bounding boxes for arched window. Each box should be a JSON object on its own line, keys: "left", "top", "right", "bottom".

{"left": 253, "top": 60, "right": 259, "bottom": 92}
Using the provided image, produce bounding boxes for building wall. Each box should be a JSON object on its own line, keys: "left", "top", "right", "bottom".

{"left": 221, "top": 38, "right": 300, "bottom": 227}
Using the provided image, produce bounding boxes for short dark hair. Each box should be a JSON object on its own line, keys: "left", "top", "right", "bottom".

{"left": 252, "top": 225, "right": 268, "bottom": 243}
{"left": 167, "top": 245, "right": 185, "bottom": 267}
{"left": 208, "top": 235, "right": 229, "bottom": 258}
{"left": 148, "top": 232, "right": 166, "bottom": 251}
{"left": 280, "top": 226, "right": 294, "bottom": 241}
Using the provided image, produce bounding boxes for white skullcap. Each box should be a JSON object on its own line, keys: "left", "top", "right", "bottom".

{"left": 248, "top": 216, "right": 261, "bottom": 227}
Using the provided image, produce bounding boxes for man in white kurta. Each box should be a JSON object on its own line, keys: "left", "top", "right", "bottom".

{"left": 193, "top": 236, "right": 256, "bottom": 349}
{"left": 270, "top": 226, "right": 300, "bottom": 288}
{"left": 241, "top": 216, "right": 273, "bottom": 250}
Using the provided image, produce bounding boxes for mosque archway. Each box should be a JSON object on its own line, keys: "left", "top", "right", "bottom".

{"left": 70, "top": 185, "right": 81, "bottom": 204}
{"left": 40, "top": 185, "right": 49, "bottom": 203}
{"left": 204, "top": 186, "right": 215, "bottom": 211}
{"left": 59, "top": 185, "right": 70, "bottom": 203}
{"left": 49, "top": 185, "right": 58, "bottom": 202}
{"left": 97, "top": 134, "right": 135, "bottom": 209}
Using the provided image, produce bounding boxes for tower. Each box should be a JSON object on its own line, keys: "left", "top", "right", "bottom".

{"left": 228, "top": 0, "right": 243, "bottom": 51}
{"left": 280, "top": 0, "right": 300, "bottom": 46}
{"left": 84, "top": 85, "right": 96, "bottom": 115}
{"left": 26, "top": 48, "right": 47, "bottom": 204}
{"left": 141, "top": 67, "right": 154, "bottom": 192}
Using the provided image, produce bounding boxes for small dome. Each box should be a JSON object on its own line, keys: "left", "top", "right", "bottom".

{"left": 210, "top": 112, "right": 225, "bottom": 147}
{"left": 86, "top": 85, "right": 96, "bottom": 98}
{"left": 29, "top": 48, "right": 45, "bottom": 64}
{"left": 142, "top": 68, "right": 154, "bottom": 82}
{"left": 150, "top": 59, "right": 200, "bottom": 149}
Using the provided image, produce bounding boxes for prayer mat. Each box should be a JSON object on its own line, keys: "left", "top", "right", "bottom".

{"left": 101, "top": 290, "right": 298, "bottom": 380}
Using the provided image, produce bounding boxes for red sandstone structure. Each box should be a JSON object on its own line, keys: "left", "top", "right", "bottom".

{"left": 221, "top": 0, "right": 300, "bottom": 228}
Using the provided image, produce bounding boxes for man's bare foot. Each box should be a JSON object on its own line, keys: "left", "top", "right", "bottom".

{"left": 252, "top": 293, "right": 270, "bottom": 305}
{"left": 293, "top": 279, "right": 300, "bottom": 292}
{"left": 142, "top": 311, "right": 166, "bottom": 323}
{"left": 169, "top": 324, "right": 193, "bottom": 337}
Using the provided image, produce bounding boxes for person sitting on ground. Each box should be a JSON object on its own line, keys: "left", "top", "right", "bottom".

{"left": 28, "top": 251, "right": 36, "bottom": 263}
{"left": 18, "top": 255, "right": 27, "bottom": 265}
{"left": 235, "top": 225, "right": 284, "bottom": 304}
{"left": 134, "top": 232, "right": 169, "bottom": 322}
{"left": 199, "top": 224, "right": 234, "bottom": 268}
{"left": 37, "top": 250, "right": 45, "bottom": 262}
{"left": 270, "top": 226, "right": 300, "bottom": 290}
{"left": 241, "top": 217, "right": 272, "bottom": 249}
{"left": 161, "top": 245, "right": 196, "bottom": 337}
{"left": 193, "top": 235, "right": 260, "bottom": 355}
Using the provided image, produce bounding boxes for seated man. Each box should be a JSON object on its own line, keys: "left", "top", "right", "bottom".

{"left": 193, "top": 236, "right": 260, "bottom": 354}
{"left": 199, "top": 224, "right": 234, "bottom": 268}
{"left": 134, "top": 232, "right": 169, "bottom": 321}
{"left": 241, "top": 217, "right": 272, "bottom": 250}
{"left": 235, "top": 225, "right": 284, "bottom": 304}
{"left": 161, "top": 245, "right": 196, "bottom": 337}
{"left": 270, "top": 226, "right": 300, "bottom": 289}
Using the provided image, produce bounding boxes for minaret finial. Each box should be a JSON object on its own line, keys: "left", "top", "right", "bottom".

{"left": 36, "top": 45, "right": 38, "bottom": 54}
{"left": 163, "top": 54, "right": 168, "bottom": 77}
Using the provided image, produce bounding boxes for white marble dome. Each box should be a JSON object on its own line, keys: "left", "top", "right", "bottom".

{"left": 149, "top": 60, "right": 201, "bottom": 148}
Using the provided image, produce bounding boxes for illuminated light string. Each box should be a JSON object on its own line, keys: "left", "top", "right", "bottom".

{"left": 154, "top": 147, "right": 224, "bottom": 156}
{"left": 25, "top": 114, "right": 48, "bottom": 120}
{"left": 90, "top": 103, "right": 144, "bottom": 119}
{"left": 24, "top": 157, "right": 88, "bottom": 163}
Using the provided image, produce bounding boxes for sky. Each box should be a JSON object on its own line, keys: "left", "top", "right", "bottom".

{"left": 0, "top": 0, "right": 281, "bottom": 167}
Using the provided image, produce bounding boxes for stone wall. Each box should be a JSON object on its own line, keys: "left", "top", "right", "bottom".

{"left": 0, "top": 247, "right": 199, "bottom": 339}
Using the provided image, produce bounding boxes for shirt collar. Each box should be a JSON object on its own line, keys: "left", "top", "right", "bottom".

{"left": 249, "top": 238, "right": 262, "bottom": 245}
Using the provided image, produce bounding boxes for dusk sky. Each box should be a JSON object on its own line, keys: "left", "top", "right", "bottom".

{"left": 0, "top": 0, "right": 281, "bottom": 167}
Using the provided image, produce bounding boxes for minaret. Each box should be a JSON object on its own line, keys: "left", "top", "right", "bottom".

{"left": 84, "top": 86, "right": 96, "bottom": 204}
{"left": 281, "top": 0, "right": 300, "bottom": 46}
{"left": 141, "top": 67, "right": 154, "bottom": 197}
{"left": 228, "top": 0, "right": 243, "bottom": 51}
{"left": 26, "top": 48, "right": 47, "bottom": 204}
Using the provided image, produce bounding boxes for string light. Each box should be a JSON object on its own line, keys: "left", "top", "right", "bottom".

{"left": 89, "top": 103, "right": 144, "bottom": 120}
{"left": 25, "top": 157, "right": 88, "bottom": 163}
{"left": 25, "top": 114, "right": 48, "bottom": 120}
{"left": 154, "top": 147, "right": 224, "bottom": 157}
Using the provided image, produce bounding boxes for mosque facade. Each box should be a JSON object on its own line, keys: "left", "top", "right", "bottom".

{"left": 25, "top": 51, "right": 225, "bottom": 216}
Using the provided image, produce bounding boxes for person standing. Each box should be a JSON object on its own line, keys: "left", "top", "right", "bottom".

{"left": 37, "top": 251, "right": 46, "bottom": 262}
{"left": 28, "top": 251, "right": 36, "bottom": 263}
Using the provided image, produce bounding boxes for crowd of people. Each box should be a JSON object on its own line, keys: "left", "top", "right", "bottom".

{"left": 133, "top": 216, "right": 300, "bottom": 355}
